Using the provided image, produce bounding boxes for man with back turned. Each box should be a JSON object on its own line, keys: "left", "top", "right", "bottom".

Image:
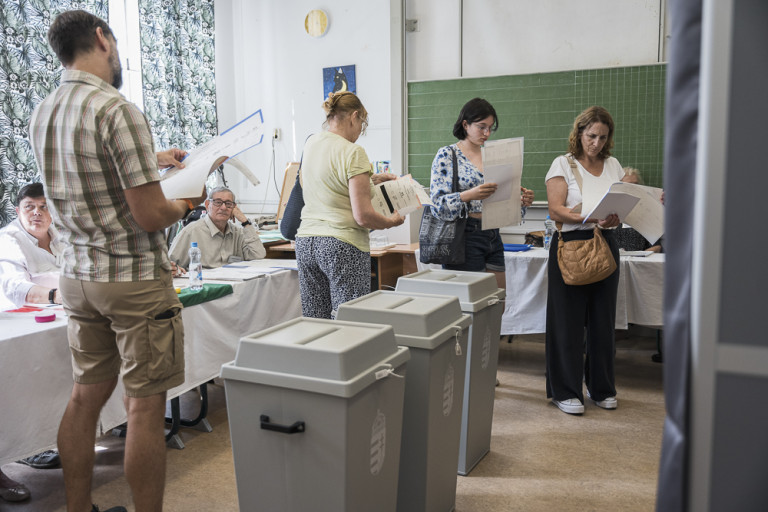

{"left": 29, "top": 10, "right": 204, "bottom": 512}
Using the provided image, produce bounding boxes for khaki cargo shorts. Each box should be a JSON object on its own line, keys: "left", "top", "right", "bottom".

{"left": 60, "top": 270, "right": 185, "bottom": 397}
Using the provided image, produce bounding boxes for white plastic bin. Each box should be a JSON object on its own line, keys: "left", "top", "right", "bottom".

{"left": 396, "top": 269, "right": 505, "bottom": 475}
{"left": 336, "top": 291, "right": 471, "bottom": 512}
{"left": 220, "top": 317, "right": 410, "bottom": 512}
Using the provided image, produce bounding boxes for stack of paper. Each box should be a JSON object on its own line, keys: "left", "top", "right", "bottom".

{"left": 481, "top": 137, "right": 525, "bottom": 230}
{"left": 160, "top": 110, "right": 265, "bottom": 200}
{"left": 202, "top": 265, "right": 281, "bottom": 281}
{"left": 371, "top": 174, "right": 432, "bottom": 217}
{"left": 619, "top": 250, "right": 655, "bottom": 257}
{"left": 583, "top": 182, "right": 664, "bottom": 244}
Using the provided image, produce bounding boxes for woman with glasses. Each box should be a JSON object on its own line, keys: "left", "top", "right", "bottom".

{"left": 295, "top": 91, "right": 404, "bottom": 318}
{"left": 427, "top": 98, "right": 534, "bottom": 289}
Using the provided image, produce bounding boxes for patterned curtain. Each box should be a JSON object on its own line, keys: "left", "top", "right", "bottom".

{"left": 138, "top": 0, "right": 217, "bottom": 152}
{"left": 0, "top": 0, "right": 107, "bottom": 228}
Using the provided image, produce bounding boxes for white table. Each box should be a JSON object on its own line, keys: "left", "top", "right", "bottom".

{"left": 502, "top": 248, "right": 664, "bottom": 335}
{"left": 1, "top": 265, "right": 301, "bottom": 466}
{"left": 416, "top": 248, "right": 664, "bottom": 336}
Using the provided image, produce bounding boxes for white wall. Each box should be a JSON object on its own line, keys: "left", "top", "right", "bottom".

{"left": 406, "top": 0, "right": 667, "bottom": 81}
{"left": 215, "top": 0, "right": 393, "bottom": 215}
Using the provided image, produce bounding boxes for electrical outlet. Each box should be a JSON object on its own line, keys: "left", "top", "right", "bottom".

{"left": 405, "top": 19, "right": 419, "bottom": 32}
{"left": 273, "top": 128, "right": 280, "bottom": 140}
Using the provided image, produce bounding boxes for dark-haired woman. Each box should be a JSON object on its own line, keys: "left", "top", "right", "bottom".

{"left": 544, "top": 105, "right": 623, "bottom": 415}
{"left": 295, "top": 91, "right": 404, "bottom": 318}
{"left": 428, "top": 97, "right": 534, "bottom": 289}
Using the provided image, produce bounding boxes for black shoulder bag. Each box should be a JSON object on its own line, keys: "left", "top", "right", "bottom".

{"left": 418, "top": 147, "right": 467, "bottom": 265}
{"left": 279, "top": 137, "right": 311, "bottom": 240}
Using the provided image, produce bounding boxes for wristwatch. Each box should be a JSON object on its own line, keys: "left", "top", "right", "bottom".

{"left": 241, "top": 220, "right": 252, "bottom": 227}
{"left": 49, "top": 288, "right": 57, "bottom": 304}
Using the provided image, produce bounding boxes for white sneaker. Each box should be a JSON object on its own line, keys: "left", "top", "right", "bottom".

{"left": 586, "top": 390, "right": 618, "bottom": 410}
{"left": 553, "top": 398, "right": 584, "bottom": 415}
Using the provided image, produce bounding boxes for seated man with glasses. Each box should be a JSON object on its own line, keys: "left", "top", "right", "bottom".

{"left": 169, "top": 186, "right": 265, "bottom": 268}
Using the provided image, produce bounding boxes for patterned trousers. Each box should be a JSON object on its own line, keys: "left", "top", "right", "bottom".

{"left": 295, "top": 236, "right": 371, "bottom": 319}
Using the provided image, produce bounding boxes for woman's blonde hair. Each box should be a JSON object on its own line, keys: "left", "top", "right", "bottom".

{"left": 322, "top": 91, "right": 368, "bottom": 135}
{"left": 567, "top": 106, "right": 615, "bottom": 159}
{"left": 622, "top": 167, "right": 644, "bottom": 184}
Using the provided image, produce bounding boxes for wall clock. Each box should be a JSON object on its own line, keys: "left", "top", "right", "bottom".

{"left": 305, "top": 9, "right": 329, "bottom": 38}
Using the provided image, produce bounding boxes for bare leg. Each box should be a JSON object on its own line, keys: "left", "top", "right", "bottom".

{"left": 124, "top": 393, "right": 167, "bottom": 512}
{"left": 58, "top": 378, "right": 118, "bottom": 512}
{"left": 490, "top": 270, "right": 506, "bottom": 290}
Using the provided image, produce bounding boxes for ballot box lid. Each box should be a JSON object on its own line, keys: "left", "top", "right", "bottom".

{"left": 395, "top": 269, "right": 504, "bottom": 312}
{"left": 221, "top": 317, "right": 409, "bottom": 397}
{"left": 336, "top": 291, "right": 471, "bottom": 350}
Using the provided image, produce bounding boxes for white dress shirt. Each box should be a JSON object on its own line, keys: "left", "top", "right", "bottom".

{"left": 0, "top": 219, "right": 65, "bottom": 310}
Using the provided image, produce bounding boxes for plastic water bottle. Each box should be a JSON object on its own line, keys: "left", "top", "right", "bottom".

{"left": 543, "top": 215, "right": 555, "bottom": 250}
{"left": 188, "top": 242, "right": 203, "bottom": 291}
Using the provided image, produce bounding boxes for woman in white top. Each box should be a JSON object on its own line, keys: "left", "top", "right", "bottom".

{"left": 544, "top": 106, "right": 622, "bottom": 415}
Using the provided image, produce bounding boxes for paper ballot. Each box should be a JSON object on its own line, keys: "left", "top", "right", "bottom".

{"left": 160, "top": 110, "right": 265, "bottom": 199}
{"left": 481, "top": 137, "right": 524, "bottom": 230}
{"left": 584, "top": 192, "right": 640, "bottom": 222}
{"left": 583, "top": 182, "right": 665, "bottom": 244}
{"left": 371, "top": 174, "right": 433, "bottom": 216}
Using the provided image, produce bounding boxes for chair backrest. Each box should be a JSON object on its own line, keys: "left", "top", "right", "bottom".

{"left": 277, "top": 161, "right": 300, "bottom": 222}
{"left": 166, "top": 206, "right": 207, "bottom": 248}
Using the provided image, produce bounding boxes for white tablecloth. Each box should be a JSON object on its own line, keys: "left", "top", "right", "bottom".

{"left": 416, "top": 248, "right": 664, "bottom": 336}
{"left": 1, "top": 267, "right": 301, "bottom": 466}
{"left": 502, "top": 249, "right": 664, "bottom": 335}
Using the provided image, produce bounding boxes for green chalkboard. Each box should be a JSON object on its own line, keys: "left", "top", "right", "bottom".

{"left": 407, "top": 64, "right": 666, "bottom": 201}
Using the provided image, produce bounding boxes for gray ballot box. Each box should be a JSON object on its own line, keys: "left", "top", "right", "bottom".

{"left": 336, "top": 291, "right": 471, "bottom": 512}
{"left": 395, "top": 270, "right": 505, "bottom": 476}
{"left": 220, "top": 317, "right": 410, "bottom": 512}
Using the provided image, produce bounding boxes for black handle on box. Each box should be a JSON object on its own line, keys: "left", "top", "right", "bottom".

{"left": 260, "top": 414, "right": 306, "bottom": 434}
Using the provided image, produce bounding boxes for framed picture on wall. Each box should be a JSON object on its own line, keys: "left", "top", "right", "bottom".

{"left": 323, "top": 65, "right": 356, "bottom": 99}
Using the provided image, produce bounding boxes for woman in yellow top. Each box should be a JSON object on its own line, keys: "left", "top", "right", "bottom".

{"left": 295, "top": 92, "right": 404, "bottom": 318}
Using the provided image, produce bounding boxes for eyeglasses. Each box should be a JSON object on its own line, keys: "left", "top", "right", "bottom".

{"left": 210, "top": 199, "right": 236, "bottom": 209}
{"left": 472, "top": 123, "right": 492, "bottom": 134}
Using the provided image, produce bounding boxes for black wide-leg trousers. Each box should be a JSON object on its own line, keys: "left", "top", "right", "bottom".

{"left": 545, "top": 229, "right": 620, "bottom": 403}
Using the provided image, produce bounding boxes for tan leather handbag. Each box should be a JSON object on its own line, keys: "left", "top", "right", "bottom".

{"left": 555, "top": 156, "right": 616, "bottom": 285}
{"left": 557, "top": 227, "right": 616, "bottom": 285}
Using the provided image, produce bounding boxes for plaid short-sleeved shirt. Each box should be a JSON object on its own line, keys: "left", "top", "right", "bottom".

{"left": 29, "top": 70, "right": 170, "bottom": 282}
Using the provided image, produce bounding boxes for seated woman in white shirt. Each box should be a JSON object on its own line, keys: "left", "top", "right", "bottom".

{"left": 0, "top": 183, "right": 65, "bottom": 310}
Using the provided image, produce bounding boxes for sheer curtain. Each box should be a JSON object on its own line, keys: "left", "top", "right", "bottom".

{"left": 138, "top": 0, "right": 217, "bottom": 152}
{"left": 0, "top": 0, "right": 107, "bottom": 227}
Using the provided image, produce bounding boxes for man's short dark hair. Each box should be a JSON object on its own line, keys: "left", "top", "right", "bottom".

{"left": 17, "top": 183, "right": 45, "bottom": 206}
{"left": 48, "top": 10, "right": 114, "bottom": 66}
